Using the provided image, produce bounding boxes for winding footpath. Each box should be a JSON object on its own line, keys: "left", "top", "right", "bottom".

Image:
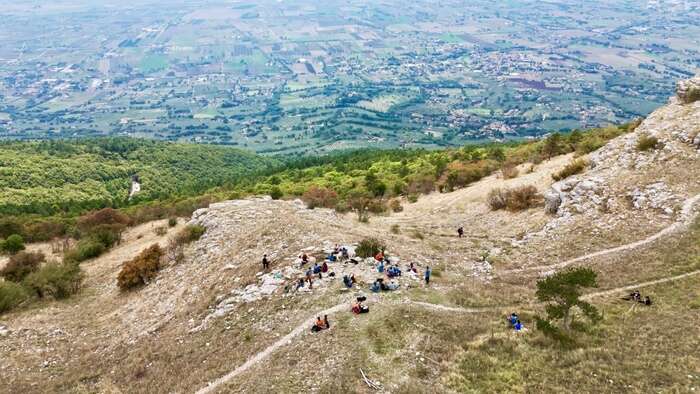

{"left": 195, "top": 303, "right": 348, "bottom": 394}
{"left": 195, "top": 268, "right": 700, "bottom": 393}
{"left": 194, "top": 193, "right": 700, "bottom": 393}
{"left": 502, "top": 193, "right": 700, "bottom": 274}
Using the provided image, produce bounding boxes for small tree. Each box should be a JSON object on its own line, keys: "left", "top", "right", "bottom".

{"left": 356, "top": 238, "right": 386, "bottom": 258}
{"left": 1, "top": 234, "right": 25, "bottom": 255}
{"left": 541, "top": 133, "right": 565, "bottom": 159}
{"left": 269, "top": 186, "right": 283, "bottom": 200}
{"left": 535, "top": 267, "right": 601, "bottom": 344}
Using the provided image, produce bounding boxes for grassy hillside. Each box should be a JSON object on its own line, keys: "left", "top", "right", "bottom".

{"left": 0, "top": 138, "right": 278, "bottom": 216}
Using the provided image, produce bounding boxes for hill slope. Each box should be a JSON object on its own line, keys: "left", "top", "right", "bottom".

{"left": 1, "top": 77, "right": 699, "bottom": 393}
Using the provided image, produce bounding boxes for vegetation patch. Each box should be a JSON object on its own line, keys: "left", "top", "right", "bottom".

{"left": 552, "top": 159, "right": 588, "bottom": 181}
{"left": 636, "top": 133, "right": 662, "bottom": 151}
{"left": 0, "top": 281, "right": 29, "bottom": 313}
{"left": 117, "top": 244, "right": 164, "bottom": 290}
{"left": 0, "top": 234, "right": 25, "bottom": 255}
{"left": 356, "top": 238, "right": 385, "bottom": 258}
{"left": 173, "top": 225, "right": 206, "bottom": 246}
{"left": 487, "top": 185, "right": 541, "bottom": 211}
{"left": 22, "top": 262, "right": 83, "bottom": 299}
{"left": 0, "top": 251, "right": 45, "bottom": 282}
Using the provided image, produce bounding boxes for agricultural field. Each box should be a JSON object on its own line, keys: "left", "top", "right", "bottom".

{"left": 0, "top": 0, "right": 698, "bottom": 154}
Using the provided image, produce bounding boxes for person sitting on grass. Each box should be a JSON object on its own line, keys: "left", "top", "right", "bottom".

{"left": 311, "top": 316, "right": 326, "bottom": 332}
{"left": 352, "top": 301, "right": 370, "bottom": 314}
{"left": 321, "top": 261, "right": 329, "bottom": 273}
{"left": 370, "top": 280, "right": 381, "bottom": 293}
{"left": 313, "top": 263, "right": 322, "bottom": 274}
{"left": 327, "top": 253, "right": 337, "bottom": 262}
{"left": 643, "top": 296, "right": 652, "bottom": 306}
{"left": 514, "top": 320, "right": 524, "bottom": 331}
{"left": 341, "top": 247, "right": 349, "bottom": 260}
{"left": 375, "top": 251, "right": 384, "bottom": 262}
{"left": 508, "top": 313, "right": 519, "bottom": 327}
{"left": 343, "top": 275, "right": 353, "bottom": 289}
{"left": 377, "top": 261, "right": 385, "bottom": 273}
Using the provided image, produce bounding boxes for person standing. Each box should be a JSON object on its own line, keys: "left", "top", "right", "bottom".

{"left": 262, "top": 254, "right": 270, "bottom": 270}
{"left": 457, "top": 226, "right": 464, "bottom": 238}
{"left": 424, "top": 266, "right": 431, "bottom": 285}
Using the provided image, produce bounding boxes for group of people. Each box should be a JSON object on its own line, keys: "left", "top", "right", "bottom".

{"left": 623, "top": 290, "right": 652, "bottom": 306}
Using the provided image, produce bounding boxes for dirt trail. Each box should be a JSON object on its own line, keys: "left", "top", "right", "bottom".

{"left": 195, "top": 302, "right": 349, "bottom": 394}
{"left": 501, "top": 193, "right": 700, "bottom": 274}
{"left": 581, "top": 270, "right": 700, "bottom": 300}
{"left": 412, "top": 269, "right": 700, "bottom": 314}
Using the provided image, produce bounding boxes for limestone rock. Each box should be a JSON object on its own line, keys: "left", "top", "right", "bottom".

{"left": 676, "top": 75, "right": 700, "bottom": 104}
{"left": 544, "top": 190, "right": 562, "bottom": 214}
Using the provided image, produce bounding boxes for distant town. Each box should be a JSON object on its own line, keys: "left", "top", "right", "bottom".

{"left": 1, "top": 0, "right": 698, "bottom": 153}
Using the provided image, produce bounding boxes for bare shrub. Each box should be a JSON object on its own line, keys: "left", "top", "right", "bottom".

{"left": 488, "top": 185, "right": 541, "bottom": 211}
{"left": 117, "top": 244, "right": 164, "bottom": 290}
{"left": 389, "top": 199, "right": 404, "bottom": 213}
{"left": 487, "top": 188, "right": 508, "bottom": 210}
{"left": 302, "top": 186, "right": 338, "bottom": 209}
{"left": 1, "top": 251, "right": 45, "bottom": 282}
{"left": 501, "top": 163, "right": 519, "bottom": 179}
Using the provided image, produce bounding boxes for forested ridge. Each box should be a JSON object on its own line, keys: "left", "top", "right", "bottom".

{"left": 0, "top": 121, "right": 637, "bottom": 225}
{"left": 0, "top": 138, "right": 277, "bottom": 215}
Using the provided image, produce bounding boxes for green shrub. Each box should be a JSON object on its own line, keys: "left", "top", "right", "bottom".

{"left": 64, "top": 239, "right": 106, "bottom": 264}
{"left": 174, "top": 225, "right": 206, "bottom": 246}
{"left": 117, "top": 244, "right": 164, "bottom": 290}
{"left": 0, "top": 219, "right": 24, "bottom": 239}
{"left": 154, "top": 226, "right": 167, "bottom": 236}
{"left": 636, "top": 134, "right": 661, "bottom": 151}
{"left": 22, "top": 262, "right": 83, "bottom": 299}
{"left": 411, "top": 230, "right": 425, "bottom": 240}
{"left": 390, "top": 224, "right": 400, "bottom": 234}
{"left": 407, "top": 194, "right": 419, "bottom": 203}
{"left": 167, "top": 217, "right": 178, "bottom": 227}
{"left": 552, "top": 159, "right": 588, "bottom": 181}
{"left": 356, "top": 238, "right": 386, "bottom": 258}
{"left": 1, "top": 234, "right": 25, "bottom": 255}
{"left": 269, "top": 186, "right": 283, "bottom": 200}
{"left": 0, "top": 251, "right": 45, "bottom": 282}
{"left": 89, "top": 225, "right": 123, "bottom": 248}
{"left": 0, "top": 281, "right": 29, "bottom": 314}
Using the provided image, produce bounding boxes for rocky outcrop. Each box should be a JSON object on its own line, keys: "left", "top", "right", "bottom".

{"left": 676, "top": 76, "right": 700, "bottom": 104}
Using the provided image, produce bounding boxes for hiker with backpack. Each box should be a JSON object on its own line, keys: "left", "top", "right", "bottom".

{"left": 424, "top": 266, "right": 431, "bottom": 285}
